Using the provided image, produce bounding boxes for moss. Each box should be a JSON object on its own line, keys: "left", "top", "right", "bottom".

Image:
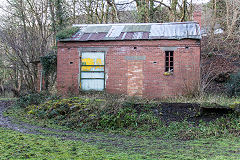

{"left": 229, "top": 101, "right": 240, "bottom": 109}
{"left": 25, "top": 97, "right": 160, "bottom": 131}
{"left": 56, "top": 27, "right": 80, "bottom": 40}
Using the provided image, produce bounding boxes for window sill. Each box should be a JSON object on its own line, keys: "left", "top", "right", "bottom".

{"left": 163, "top": 72, "right": 173, "bottom": 76}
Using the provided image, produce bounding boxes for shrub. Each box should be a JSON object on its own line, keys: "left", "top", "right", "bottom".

{"left": 56, "top": 27, "right": 80, "bottom": 40}
{"left": 26, "top": 97, "right": 161, "bottom": 131}
{"left": 40, "top": 54, "right": 57, "bottom": 91}
{"left": 226, "top": 71, "right": 240, "bottom": 96}
{"left": 13, "top": 95, "right": 240, "bottom": 140}
{"left": 15, "top": 92, "right": 60, "bottom": 108}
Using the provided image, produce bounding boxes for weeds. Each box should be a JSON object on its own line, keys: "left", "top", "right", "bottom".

{"left": 24, "top": 97, "right": 160, "bottom": 131}
{"left": 14, "top": 91, "right": 60, "bottom": 108}
{"left": 160, "top": 94, "right": 239, "bottom": 107}
{"left": 7, "top": 94, "right": 240, "bottom": 140}
{"left": 226, "top": 71, "right": 240, "bottom": 96}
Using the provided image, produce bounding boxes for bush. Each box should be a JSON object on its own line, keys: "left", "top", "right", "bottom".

{"left": 26, "top": 97, "right": 160, "bottom": 131}
{"left": 12, "top": 95, "right": 240, "bottom": 140}
{"left": 226, "top": 71, "right": 240, "bottom": 96}
{"left": 15, "top": 92, "right": 60, "bottom": 108}
{"left": 56, "top": 27, "right": 80, "bottom": 40}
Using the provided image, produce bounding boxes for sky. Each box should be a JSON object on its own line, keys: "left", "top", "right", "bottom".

{"left": 0, "top": 0, "right": 210, "bottom": 16}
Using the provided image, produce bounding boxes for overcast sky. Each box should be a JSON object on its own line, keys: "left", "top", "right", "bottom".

{"left": 0, "top": 0, "right": 210, "bottom": 16}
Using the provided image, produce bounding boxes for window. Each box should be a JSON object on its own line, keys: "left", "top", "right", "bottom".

{"left": 165, "top": 51, "right": 174, "bottom": 72}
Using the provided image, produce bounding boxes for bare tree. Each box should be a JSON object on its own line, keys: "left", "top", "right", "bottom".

{"left": 0, "top": 0, "right": 53, "bottom": 93}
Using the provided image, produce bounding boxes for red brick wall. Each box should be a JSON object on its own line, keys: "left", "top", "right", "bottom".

{"left": 57, "top": 47, "right": 79, "bottom": 94}
{"left": 57, "top": 39, "right": 201, "bottom": 97}
{"left": 193, "top": 5, "right": 202, "bottom": 27}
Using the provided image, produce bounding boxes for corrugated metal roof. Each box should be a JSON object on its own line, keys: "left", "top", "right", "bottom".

{"left": 122, "top": 25, "right": 151, "bottom": 32}
{"left": 60, "top": 22, "right": 201, "bottom": 42}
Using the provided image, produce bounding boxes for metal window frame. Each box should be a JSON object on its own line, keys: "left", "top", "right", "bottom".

{"left": 79, "top": 50, "right": 106, "bottom": 91}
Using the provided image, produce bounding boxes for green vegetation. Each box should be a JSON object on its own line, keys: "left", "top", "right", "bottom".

{"left": 13, "top": 97, "right": 161, "bottom": 131}
{"left": 56, "top": 27, "right": 80, "bottom": 40}
{"left": 2, "top": 93, "right": 240, "bottom": 159}
{"left": 5, "top": 95, "right": 240, "bottom": 140}
{"left": 160, "top": 94, "right": 239, "bottom": 107}
{"left": 0, "top": 127, "right": 142, "bottom": 160}
{"left": 226, "top": 71, "right": 240, "bottom": 97}
{"left": 0, "top": 127, "right": 240, "bottom": 160}
{"left": 0, "top": 97, "right": 18, "bottom": 101}
{"left": 14, "top": 92, "right": 59, "bottom": 108}
{"left": 40, "top": 54, "right": 57, "bottom": 90}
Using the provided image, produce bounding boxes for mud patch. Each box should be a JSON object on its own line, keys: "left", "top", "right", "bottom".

{"left": 132, "top": 102, "right": 235, "bottom": 124}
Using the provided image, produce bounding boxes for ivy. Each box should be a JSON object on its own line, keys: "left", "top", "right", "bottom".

{"left": 40, "top": 54, "right": 57, "bottom": 90}
{"left": 226, "top": 71, "right": 240, "bottom": 97}
{"left": 56, "top": 27, "right": 80, "bottom": 40}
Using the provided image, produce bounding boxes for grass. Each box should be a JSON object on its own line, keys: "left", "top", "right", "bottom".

{"left": 160, "top": 94, "right": 239, "bottom": 107}
{"left": 4, "top": 98, "right": 240, "bottom": 140}
{"left": 0, "top": 97, "right": 18, "bottom": 101}
{"left": 3, "top": 105, "right": 70, "bottom": 131}
{"left": 0, "top": 127, "right": 142, "bottom": 160}
{"left": 1, "top": 94, "right": 240, "bottom": 159}
{"left": 0, "top": 127, "right": 239, "bottom": 160}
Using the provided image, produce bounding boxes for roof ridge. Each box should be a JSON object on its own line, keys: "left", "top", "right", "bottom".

{"left": 72, "top": 21, "right": 199, "bottom": 27}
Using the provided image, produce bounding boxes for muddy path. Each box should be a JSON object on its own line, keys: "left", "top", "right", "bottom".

{"left": 0, "top": 100, "right": 139, "bottom": 149}
{"left": 1, "top": 100, "right": 237, "bottom": 138}
{"left": 1, "top": 100, "right": 239, "bottom": 159}
{"left": 0, "top": 101, "right": 70, "bottom": 135}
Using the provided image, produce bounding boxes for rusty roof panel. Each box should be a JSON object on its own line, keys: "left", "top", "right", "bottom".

{"left": 116, "top": 32, "right": 124, "bottom": 40}
{"left": 142, "top": 32, "right": 149, "bottom": 39}
{"left": 87, "top": 33, "right": 108, "bottom": 41}
{"left": 88, "top": 33, "right": 98, "bottom": 40}
{"left": 95, "top": 32, "right": 107, "bottom": 40}
{"left": 79, "top": 33, "right": 90, "bottom": 41}
{"left": 60, "top": 22, "right": 201, "bottom": 42}
{"left": 121, "top": 32, "right": 127, "bottom": 40}
{"left": 71, "top": 31, "right": 82, "bottom": 39}
{"left": 133, "top": 32, "right": 143, "bottom": 39}
{"left": 124, "top": 32, "right": 134, "bottom": 40}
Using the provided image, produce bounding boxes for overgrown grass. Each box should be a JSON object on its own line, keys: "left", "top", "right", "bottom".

{"left": 0, "top": 127, "right": 142, "bottom": 160}
{"left": 2, "top": 94, "right": 240, "bottom": 159}
{"left": 4, "top": 96, "right": 240, "bottom": 140}
{"left": 0, "top": 127, "right": 239, "bottom": 160}
{"left": 160, "top": 94, "right": 239, "bottom": 107}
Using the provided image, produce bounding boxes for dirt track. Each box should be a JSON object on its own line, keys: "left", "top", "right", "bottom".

{"left": 0, "top": 100, "right": 237, "bottom": 140}
{"left": 0, "top": 100, "right": 87, "bottom": 139}
{"left": 0, "top": 101, "right": 63, "bottom": 134}
{"left": 0, "top": 101, "right": 29, "bottom": 132}
{"left": 0, "top": 100, "right": 135, "bottom": 146}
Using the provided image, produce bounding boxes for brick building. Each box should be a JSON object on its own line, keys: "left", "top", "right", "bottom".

{"left": 56, "top": 22, "right": 201, "bottom": 98}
